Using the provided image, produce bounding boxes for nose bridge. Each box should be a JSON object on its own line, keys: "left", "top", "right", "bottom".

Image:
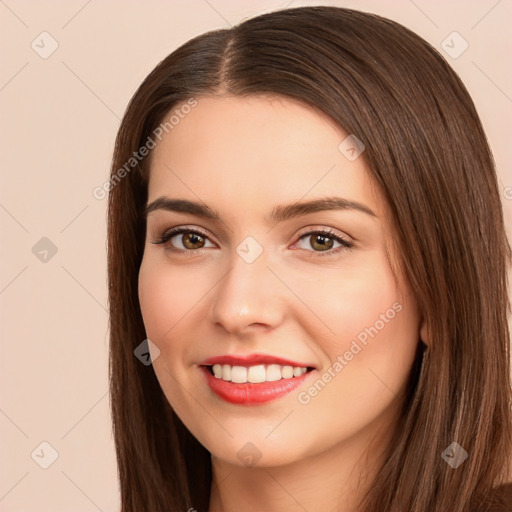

{"left": 210, "top": 241, "right": 282, "bottom": 333}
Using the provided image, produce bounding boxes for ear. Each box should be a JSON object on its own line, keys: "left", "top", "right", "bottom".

{"left": 419, "top": 314, "right": 430, "bottom": 347}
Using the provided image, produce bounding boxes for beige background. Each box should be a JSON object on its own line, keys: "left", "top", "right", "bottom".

{"left": 0, "top": 0, "right": 510, "bottom": 510}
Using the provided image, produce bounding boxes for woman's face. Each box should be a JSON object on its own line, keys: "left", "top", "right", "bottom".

{"left": 138, "top": 94, "right": 423, "bottom": 469}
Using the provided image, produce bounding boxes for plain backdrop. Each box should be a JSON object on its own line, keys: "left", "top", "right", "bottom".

{"left": 0, "top": 1, "right": 511, "bottom": 510}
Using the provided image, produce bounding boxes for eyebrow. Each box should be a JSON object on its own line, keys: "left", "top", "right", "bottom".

{"left": 143, "top": 196, "right": 377, "bottom": 223}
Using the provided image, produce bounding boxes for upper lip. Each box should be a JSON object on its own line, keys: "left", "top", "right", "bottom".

{"left": 199, "top": 353, "right": 315, "bottom": 368}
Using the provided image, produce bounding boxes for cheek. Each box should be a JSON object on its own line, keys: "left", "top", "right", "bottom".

{"left": 293, "top": 249, "right": 420, "bottom": 399}
{"left": 137, "top": 257, "right": 203, "bottom": 411}
{"left": 137, "top": 257, "right": 203, "bottom": 356}
{"left": 292, "top": 273, "right": 419, "bottom": 453}
{"left": 139, "top": 256, "right": 208, "bottom": 332}
{"left": 292, "top": 249, "right": 404, "bottom": 349}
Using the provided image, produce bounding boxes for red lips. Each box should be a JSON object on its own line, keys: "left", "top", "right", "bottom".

{"left": 199, "top": 353, "right": 315, "bottom": 368}
{"left": 200, "top": 365, "right": 315, "bottom": 405}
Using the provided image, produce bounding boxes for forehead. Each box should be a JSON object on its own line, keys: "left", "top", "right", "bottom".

{"left": 147, "top": 94, "right": 386, "bottom": 221}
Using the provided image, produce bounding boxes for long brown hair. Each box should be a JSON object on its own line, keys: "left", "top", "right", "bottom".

{"left": 107, "top": 6, "right": 512, "bottom": 511}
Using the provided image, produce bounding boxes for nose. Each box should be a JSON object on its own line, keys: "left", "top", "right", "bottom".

{"left": 209, "top": 247, "right": 284, "bottom": 336}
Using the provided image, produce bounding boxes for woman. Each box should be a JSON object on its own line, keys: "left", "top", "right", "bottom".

{"left": 107, "top": 6, "right": 512, "bottom": 511}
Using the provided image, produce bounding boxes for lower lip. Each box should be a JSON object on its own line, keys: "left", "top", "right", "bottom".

{"left": 200, "top": 366, "right": 314, "bottom": 405}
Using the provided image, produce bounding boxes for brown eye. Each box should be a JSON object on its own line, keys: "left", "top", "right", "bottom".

{"left": 309, "top": 233, "right": 335, "bottom": 252}
{"left": 181, "top": 232, "right": 206, "bottom": 250}
{"left": 151, "top": 227, "right": 215, "bottom": 252}
{"left": 294, "top": 229, "right": 354, "bottom": 256}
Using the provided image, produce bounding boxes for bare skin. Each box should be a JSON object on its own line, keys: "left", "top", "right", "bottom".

{"left": 138, "top": 94, "right": 427, "bottom": 512}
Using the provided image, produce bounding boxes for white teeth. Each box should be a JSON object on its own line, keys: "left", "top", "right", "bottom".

{"left": 282, "top": 366, "right": 294, "bottom": 379}
{"left": 210, "top": 363, "right": 309, "bottom": 383}
{"left": 212, "top": 364, "right": 222, "bottom": 378}
{"left": 230, "top": 366, "right": 247, "bottom": 383}
{"left": 293, "top": 366, "right": 303, "bottom": 377}
{"left": 266, "top": 364, "right": 282, "bottom": 381}
{"left": 247, "top": 365, "right": 266, "bottom": 383}
{"left": 222, "top": 364, "right": 231, "bottom": 381}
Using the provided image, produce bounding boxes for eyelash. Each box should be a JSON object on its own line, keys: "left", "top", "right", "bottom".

{"left": 151, "top": 226, "right": 354, "bottom": 257}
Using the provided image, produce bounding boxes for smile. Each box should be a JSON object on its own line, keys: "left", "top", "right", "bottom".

{"left": 200, "top": 364, "right": 316, "bottom": 405}
{"left": 210, "top": 363, "right": 309, "bottom": 382}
